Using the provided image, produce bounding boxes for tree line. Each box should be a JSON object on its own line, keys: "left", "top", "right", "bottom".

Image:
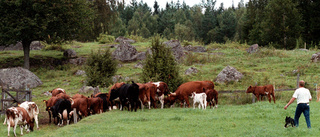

{"left": 1, "top": 0, "right": 319, "bottom": 69}
{"left": 92, "top": 0, "right": 320, "bottom": 49}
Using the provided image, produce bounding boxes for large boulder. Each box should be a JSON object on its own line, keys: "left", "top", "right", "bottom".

{"left": 183, "top": 45, "right": 206, "bottom": 52}
{"left": 115, "top": 36, "right": 135, "bottom": 43}
{"left": 163, "top": 40, "right": 185, "bottom": 60}
{"left": 311, "top": 52, "right": 320, "bottom": 62}
{"left": 247, "top": 44, "right": 259, "bottom": 54}
{"left": 216, "top": 66, "right": 243, "bottom": 83}
{"left": 112, "top": 41, "right": 138, "bottom": 62}
{"left": 30, "top": 41, "right": 44, "bottom": 50}
{"left": 132, "top": 52, "right": 146, "bottom": 61}
{"left": 0, "top": 67, "right": 42, "bottom": 89}
{"left": 79, "top": 86, "right": 100, "bottom": 94}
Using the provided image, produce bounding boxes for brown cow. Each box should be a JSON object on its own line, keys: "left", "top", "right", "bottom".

{"left": 70, "top": 98, "right": 88, "bottom": 119}
{"left": 137, "top": 83, "right": 151, "bottom": 110}
{"left": 50, "top": 88, "right": 66, "bottom": 96}
{"left": 205, "top": 88, "right": 219, "bottom": 109}
{"left": 43, "top": 97, "right": 60, "bottom": 123}
{"left": 246, "top": 84, "right": 275, "bottom": 103}
{"left": 88, "top": 97, "right": 103, "bottom": 114}
{"left": 145, "top": 82, "right": 158, "bottom": 109}
{"left": 166, "top": 81, "right": 215, "bottom": 108}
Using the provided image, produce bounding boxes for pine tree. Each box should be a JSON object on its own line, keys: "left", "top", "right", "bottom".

{"left": 141, "top": 35, "right": 184, "bottom": 92}
{"left": 85, "top": 48, "right": 118, "bottom": 87}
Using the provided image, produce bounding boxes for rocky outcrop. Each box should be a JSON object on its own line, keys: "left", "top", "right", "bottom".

{"left": 112, "top": 42, "right": 138, "bottom": 62}
{"left": 0, "top": 67, "right": 42, "bottom": 89}
{"left": 216, "top": 66, "right": 243, "bottom": 83}
{"left": 163, "top": 40, "right": 185, "bottom": 60}
{"left": 0, "top": 41, "right": 44, "bottom": 51}
{"left": 63, "top": 49, "right": 77, "bottom": 58}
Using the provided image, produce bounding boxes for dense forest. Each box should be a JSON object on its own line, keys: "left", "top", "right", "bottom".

{"left": 1, "top": 0, "right": 320, "bottom": 50}
{"left": 80, "top": 0, "right": 320, "bottom": 49}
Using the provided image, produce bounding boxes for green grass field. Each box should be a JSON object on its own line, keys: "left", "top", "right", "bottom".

{"left": 1, "top": 41, "right": 320, "bottom": 136}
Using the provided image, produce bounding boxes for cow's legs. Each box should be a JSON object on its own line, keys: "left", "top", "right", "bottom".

{"left": 193, "top": 101, "right": 196, "bottom": 109}
{"left": 3, "top": 117, "right": 6, "bottom": 125}
{"left": 184, "top": 96, "right": 190, "bottom": 108}
{"left": 20, "top": 125, "right": 24, "bottom": 135}
{"left": 7, "top": 124, "right": 10, "bottom": 136}
{"left": 35, "top": 115, "right": 39, "bottom": 129}
{"left": 267, "top": 94, "right": 272, "bottom": 103}
{"left": 48, "top": 110, "right": 51, "bottom": 123}
{"left": 13, "top": 123, "right": 17, "bottom": 137}
{"left": 272, "top": 92, "right": 276, "bottom": 103}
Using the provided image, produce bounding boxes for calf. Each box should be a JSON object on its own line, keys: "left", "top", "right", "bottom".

{"left": 19, "top": 101, "right": 40, "bottom": 130}
{"left": 190, "top": 92, "right": 207, "bottom": 109}
{"left": 52, "top": 99, "right": 72, "bottom": 126}
{"left": 6, "top": 107, "right": 34, "bottom": 137}
{"left": 151, "top": 81, "right": 170, "bottom": 109}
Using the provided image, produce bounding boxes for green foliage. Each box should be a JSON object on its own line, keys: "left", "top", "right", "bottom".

{"left": 141, "top": 35, "right": 184, "bottom": 92}
{"left": 97, "top": 33, "right": 115, "bottom": 44}
{"left": 43, "top": 43, "right": 66, "bottom": 51}
{"left": 85, "top": 48, "right": 118, "bottom": 87}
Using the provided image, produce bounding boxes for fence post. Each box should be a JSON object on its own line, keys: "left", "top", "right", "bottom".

{"left": 73, "top": 108, "right": 77, "bottom": 124}
{"left": 252, "top": 94, "right": 255, "bottom": 103}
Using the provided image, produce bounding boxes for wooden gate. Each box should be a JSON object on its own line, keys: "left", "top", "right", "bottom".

{"left": 0, "top": 87, "right": 32, "bottom": 114}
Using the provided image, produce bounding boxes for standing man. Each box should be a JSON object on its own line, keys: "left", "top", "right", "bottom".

{"left": 284, "top": 80, "right": 312, "bottom": 128}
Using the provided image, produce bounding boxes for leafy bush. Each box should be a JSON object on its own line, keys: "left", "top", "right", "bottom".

{"left": 85, "top": 48, "right": 118, "bottom": 87}
{"left": 43, "top": 43, "right": 66, "bottom": 51}
{"left": 97, "top": 33, "right": 115, "bottom": 44}
{"left": 141, "top": 35, "right": 184, "bottom": 92}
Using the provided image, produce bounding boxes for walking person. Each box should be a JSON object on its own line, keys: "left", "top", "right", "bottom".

{"left": 284, "top": 80, "right": 312, "bottom": 128}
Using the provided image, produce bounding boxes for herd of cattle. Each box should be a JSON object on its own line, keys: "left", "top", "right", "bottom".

{"left": 4, "top": 80, "right": 276, "bottom": 136}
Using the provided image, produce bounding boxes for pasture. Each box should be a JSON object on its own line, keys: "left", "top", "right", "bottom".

{"left": 1, "top": 41, "right": 320, "bottom": 136}
{"left": 2, "top": 101, "right": 320, "bottom": 136}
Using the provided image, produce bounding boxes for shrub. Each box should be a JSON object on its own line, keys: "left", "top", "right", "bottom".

{"left": 141, "top": 35, "right": 184, "bottom": 92}
{"left": 97, "top": 33, "right": 115, "bottom": 44}
{"left": 85, "top": 48, "right": 118, "bottom": 87}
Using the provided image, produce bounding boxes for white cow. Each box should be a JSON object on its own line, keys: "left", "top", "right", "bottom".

{"left": 191, "top": 92, "right": 207, "bottom": 109}
{"left": 19, "top": 101, "right": 40, "bottom": 130}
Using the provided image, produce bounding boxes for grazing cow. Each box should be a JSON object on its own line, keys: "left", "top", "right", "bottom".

{"left": 205, "top": 88, "right": 219, "bottom": 109}
{"left": 246, "top": 84, "right": 275, "bottom": 103}
{"left": 51, "top": 98, "right": 72, "bottom": 126}
{"left": 88, "top": 97, "right": 103, "bottom": 114}
{"left": 6, "top": 107, "right": 34, "bottom": 137}
{"left": 137, "top": 83, "right": 150, "bottom": 110}
{"left": 19, "top": 101, "right": 40, "bottom": 130}
{"left": 50, "top": 88, "right": 66, "bottom": 96}
{"left": 151, "top": 81, "right": 170, "bottom": 109}
{"left": 166, "top": 81, "right": 215, "bottom": 108}
{"left": 118, "top": 81, "right": 140, "bottom": 111}
{"left": 70, "top": 98, "right": 88, "bottom": 120}
{"left": 107, "top": 82, "right": 125, "bottom": 110}
{"left": 191, "top": 92, "right": 207, "bottom": 109}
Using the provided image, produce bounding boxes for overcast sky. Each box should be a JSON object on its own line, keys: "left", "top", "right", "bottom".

{"left": 124, "top": 0, "right": 249, "bottom": 9}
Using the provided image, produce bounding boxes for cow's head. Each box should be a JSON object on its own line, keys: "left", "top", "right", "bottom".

{"left": 246, "top": 86, "right": 254, "bottom": 93}
{"left": 190, "top": 92, "right": 196, "bottom": 98}
{"left": 164, "top": 93, "right": 177, "bottom": 105}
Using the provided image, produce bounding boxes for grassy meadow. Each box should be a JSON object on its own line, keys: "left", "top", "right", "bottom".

{"left": 1, "top": 40, "right": 320, "bottom": 136}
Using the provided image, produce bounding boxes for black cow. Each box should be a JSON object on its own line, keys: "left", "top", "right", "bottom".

{"left": 118, "top": 81, "right": 140, "bottom": 112}
{"left": 52, "top": 98, "right": 72, "bottom": 126}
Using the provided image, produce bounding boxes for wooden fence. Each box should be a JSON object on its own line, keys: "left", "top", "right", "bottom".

{"left": 0, "top": 87, "right": 32, "bottom": 114}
